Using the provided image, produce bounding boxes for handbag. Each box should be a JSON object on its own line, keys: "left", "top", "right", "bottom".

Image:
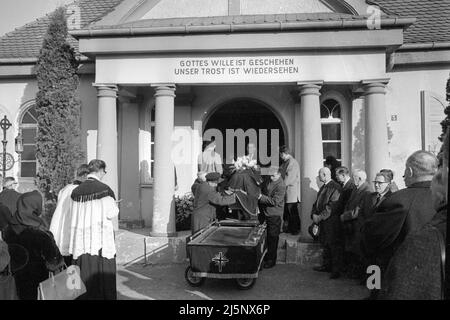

{"left": 37, "top": 264, "right": 86, "bottom": 300}
{"left": 0, "top": 264, "right": 18, "bottom": 300}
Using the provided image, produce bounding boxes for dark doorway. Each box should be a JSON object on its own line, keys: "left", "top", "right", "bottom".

{"left": 204, "top": 99, "right": 285, "bottom": 168}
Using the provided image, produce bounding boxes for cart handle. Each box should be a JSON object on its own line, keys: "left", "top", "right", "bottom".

{"left": 187, "top": 220, "right": 217, "bottom": 243}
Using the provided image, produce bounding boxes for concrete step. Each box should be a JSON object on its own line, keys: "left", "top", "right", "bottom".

{"left": 115, "top": 228, "right": 323, "bottom": 267}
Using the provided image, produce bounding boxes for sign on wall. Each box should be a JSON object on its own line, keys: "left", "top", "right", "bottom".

{"left": 96, "top": 52, "right": 386, "bottom": 84}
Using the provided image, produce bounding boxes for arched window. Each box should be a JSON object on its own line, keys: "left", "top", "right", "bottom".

{"left": 321, "top": 99, "right": 342, "bottom": 164}
{"left": 19, "top": 104, "right": 38, "bottom": 177}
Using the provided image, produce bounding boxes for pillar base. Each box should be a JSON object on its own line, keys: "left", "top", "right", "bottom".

{"left": 149, "top": 231, "right": 178, "bottom": 238}
{"left": 119, "top": 219, "right": 145, "bottom": 229}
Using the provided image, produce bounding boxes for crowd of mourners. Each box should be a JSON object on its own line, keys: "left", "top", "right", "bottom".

{"left": 0, "top": 128, "right": 447, "bottom": 300}
{"left": 0, "top": 160, "right": 119, "bottom": 300}
{"left": 310, "top": 131, "right": 448, "bottom": 300}
{"left": 192, "top": 130, "right": 448, "bottom": 300}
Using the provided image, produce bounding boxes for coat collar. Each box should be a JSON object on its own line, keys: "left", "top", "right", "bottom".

{"left": 357, "top": 181, "right": 371, "bottom": 192}
{"left": 268, "top": 177, "right": 283, "bottom": 189}
{"left": 408, "top": 180, "right": 432, "bottom": 189}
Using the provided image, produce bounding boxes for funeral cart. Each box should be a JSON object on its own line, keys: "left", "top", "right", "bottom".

{"left": 185, "top": 220, "right": 267, "bottom": 290}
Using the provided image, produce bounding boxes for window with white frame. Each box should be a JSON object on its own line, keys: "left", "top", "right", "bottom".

{"left": 19, "top": 104, "right": 38, "bottom": 177}
{"left": 321, "top": 99, "right": 342, "bottom": 164}
{"left": 421, "top": 91, "right": 445, "bottom": 155}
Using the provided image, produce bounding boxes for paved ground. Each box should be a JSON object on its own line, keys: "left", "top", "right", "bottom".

{"left": 117, "top": 263, "right": 368, "bottom": 300}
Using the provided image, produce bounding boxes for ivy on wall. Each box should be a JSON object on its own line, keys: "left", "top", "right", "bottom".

{"left": 440, "top": 73, "right": 450, "bottom": 141}
{"left": 34, "top": 7, "right": 84, "bottom": 220}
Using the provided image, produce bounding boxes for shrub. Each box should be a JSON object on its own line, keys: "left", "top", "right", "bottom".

{"left": 35, "top": 7, "right": 84, "bottom": 219}
{"left": 175, "top": 192, "right": 194, "bottom": 231}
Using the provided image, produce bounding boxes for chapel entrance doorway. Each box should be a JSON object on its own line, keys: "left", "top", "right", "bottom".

{"left": 204, "top": 99, "right": 285, "bottom": 170}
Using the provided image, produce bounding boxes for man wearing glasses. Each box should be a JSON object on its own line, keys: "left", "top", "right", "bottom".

{"left": 372, "top": 172, "right": 393, "bottom": 208}
{"left": 362, "top": 151, "right": 438, "bottom": 298}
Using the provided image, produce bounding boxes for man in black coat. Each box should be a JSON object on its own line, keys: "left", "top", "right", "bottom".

{"left": 340, "top": 169, "right": 372, "bottom": 278}
{"left": 257, "top": 167, "right": 286, "bottom": 269}
{"left": 379, "top": 131, "right": 448, "bottom": 300}
{"left": 334, "top": 166, "right": 356, "bottom": 275}
{"left": 0, "top": 177, "right": 21, "bottom": 218}
{"left": 311, "top": 167, "right": 342, "bottom": 279}
{"left": 335, "top": 167, "right": 357, "bottom": 209}
{"left": 362, "top": 151, "right": 438, "bottom": 275}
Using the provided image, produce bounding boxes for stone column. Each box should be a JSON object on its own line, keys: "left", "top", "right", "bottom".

{"left": 363, "top": 80, "right": 390, "bottom": 182}
{"left": 298, "top": 81, "right": 324, "bottom": 238}
{"left": 94, "top": 84, "right": 119, "bottom": 230}
{"left": 150, "top": 85, "right": 177, "bottom": 237}
{"left": 118, "top": 95, "right": 142, "bottom": 228}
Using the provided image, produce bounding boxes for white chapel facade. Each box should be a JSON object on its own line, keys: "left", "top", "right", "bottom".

{"left": 0, "top": 0, "right": 448, "bottom": 237}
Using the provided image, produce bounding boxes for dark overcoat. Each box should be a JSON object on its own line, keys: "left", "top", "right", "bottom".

{"left": 340, "top": 182, "right": 372, "bottom": 253}
{"left": 258, "top": 178, "right": 286, "bottom": 217}
{"left": 379, "top": 206, "right": 446, "bottom": 300}
{"left": 191, "top": 182, "right": 236, "bottom": 234}
{"left": 311, "top": 180, "right": 342, "bottom": 245}
{"left": 362, "top": 181, "right": 436, "bottom": 271}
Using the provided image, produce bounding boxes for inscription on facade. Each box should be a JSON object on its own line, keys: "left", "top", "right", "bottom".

{"left": 174, "top": 57, "right": 299, "bottom": 76}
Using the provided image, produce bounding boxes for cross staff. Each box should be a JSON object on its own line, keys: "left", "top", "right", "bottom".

{"left": 0, "top": 116, "right": 12, "bottom": 179}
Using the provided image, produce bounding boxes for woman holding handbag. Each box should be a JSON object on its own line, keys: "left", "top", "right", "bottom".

{"left": 3, "top": 190, "right": 63, "bottom": 300}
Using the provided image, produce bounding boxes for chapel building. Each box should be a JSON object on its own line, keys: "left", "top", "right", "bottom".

{"left": 0, "top": 0, "right": 448, "bottom": 237}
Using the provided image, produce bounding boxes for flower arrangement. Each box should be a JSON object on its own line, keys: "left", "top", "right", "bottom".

{"left": 232, "top": 155, "right": 258, "bottom": 172}
{"left": 175, "top": 192, "right": 195, "bottom": 231}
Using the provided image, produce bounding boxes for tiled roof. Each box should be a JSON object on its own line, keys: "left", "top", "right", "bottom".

{"left": 0, "top": 0, "right": 124, "bottom": 60}
{"left": 115, "top": 12, "right": 367, "bottom": 29}
{"left": 0, "top": 0, "right": 449, "bottom": 61}
{"left": 371, "top": 0, "right": 450, "bottom": 43}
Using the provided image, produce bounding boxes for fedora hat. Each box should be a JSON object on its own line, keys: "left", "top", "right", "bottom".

{"left": 206, "top": 172, "right": 222, "bottom": 183}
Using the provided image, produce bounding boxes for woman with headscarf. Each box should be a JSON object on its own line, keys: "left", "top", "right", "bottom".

{"left": 3, "top": 190, "right": 63, "bottom": 300}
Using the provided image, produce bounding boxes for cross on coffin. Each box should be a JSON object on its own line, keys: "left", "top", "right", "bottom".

{"left": 212, "top": 252, "right": 229, "bottom": 272}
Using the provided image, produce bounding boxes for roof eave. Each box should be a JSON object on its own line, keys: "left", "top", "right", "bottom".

{"left": 398, "top": 42, "right": 450, "bottom": 51}
{"left": 70, "top": 16, "right": 417, "bottom": 38}
{"left": 0, "top": 55, "right": 91, "bottom": 65}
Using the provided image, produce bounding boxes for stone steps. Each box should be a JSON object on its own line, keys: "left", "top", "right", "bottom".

{"left": 115, "top": 228, "right": 323, "bottom": 267}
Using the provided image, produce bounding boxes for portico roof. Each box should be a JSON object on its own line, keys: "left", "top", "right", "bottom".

{"left": 70, "top": 13, "right": 415, "bottom": 37}
{"left": 1, "top": 0, "right": 449, "bottom": 63}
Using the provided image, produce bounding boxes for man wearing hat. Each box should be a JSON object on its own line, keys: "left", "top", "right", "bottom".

{"left": 191, "top": 172, "right": 236, "bottom": 234}
{"left": 257, "top": 167, "right": 286, "bottom": 269}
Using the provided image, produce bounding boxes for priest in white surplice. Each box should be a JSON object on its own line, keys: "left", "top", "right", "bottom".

{"left": 70, "top": 159, "right": 119, "bottom": 300}
{"left": 49, "top": 164, "right": 89, "bottom": 264}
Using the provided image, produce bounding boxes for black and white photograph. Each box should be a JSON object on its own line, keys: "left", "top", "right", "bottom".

{"left": 0, "top": 0, "right": 448, "bottom": 307}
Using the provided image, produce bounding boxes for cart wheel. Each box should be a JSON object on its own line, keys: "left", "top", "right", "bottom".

{"left": 185, "top": 266, "right": 205, "bottom": 287}
{"left": 235, "top": 278, "right": 256, "bottom": 290}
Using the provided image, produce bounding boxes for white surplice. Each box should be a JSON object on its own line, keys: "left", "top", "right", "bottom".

{"left": 49, "top": 183, "right": 78, "bottom": 256}
{"left": 69, "top": 175, "right": 119, "bottom": 260}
